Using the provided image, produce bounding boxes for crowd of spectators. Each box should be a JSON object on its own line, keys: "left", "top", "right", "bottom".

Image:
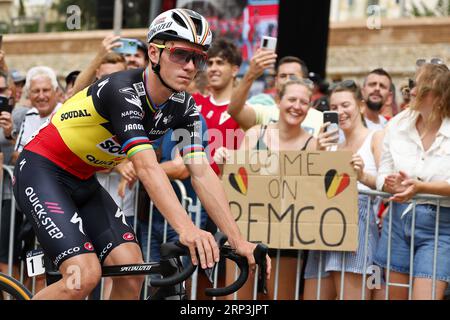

{"left": 0, "top": 31, "right": 449, "bottom": 300}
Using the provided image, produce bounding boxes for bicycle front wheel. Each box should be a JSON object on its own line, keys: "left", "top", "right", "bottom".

{"left": 0, "top": 273, "right": 33, "bottom": 300}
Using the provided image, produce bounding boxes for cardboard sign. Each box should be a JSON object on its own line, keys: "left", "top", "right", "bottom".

{"left": 222, "top": 150, "right": 358, "bottom": 251}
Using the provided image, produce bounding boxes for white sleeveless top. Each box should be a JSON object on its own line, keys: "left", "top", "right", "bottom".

{"left": 356, "top": 130, "right": 378, "bottom": 192}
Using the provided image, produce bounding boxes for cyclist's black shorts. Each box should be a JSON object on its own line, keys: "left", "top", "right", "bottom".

{"left": 13, "top": 150, "right": 140, "bottom": 269}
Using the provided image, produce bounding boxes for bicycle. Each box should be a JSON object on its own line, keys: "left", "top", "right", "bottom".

{"left": 0, "top": 232, "right": 268, "bottom": 300}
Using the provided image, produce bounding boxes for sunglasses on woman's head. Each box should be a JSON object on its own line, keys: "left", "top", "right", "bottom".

{"left": 330, "top": 79, "right": 357, "bottom": 91}
{"left": 302, "top": 78, "right": 315, "bottom": 90}
{"left": 153, "top": 44, "right": 208, "bottom": 71}
{"left": 287, "top": 75, "right": 315, "bottom": 90}
{"left": 416, "top": 58, "right": 445, "bottom": 67}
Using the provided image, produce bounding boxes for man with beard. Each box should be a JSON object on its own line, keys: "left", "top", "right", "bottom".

{"left": 123, "top": 39, "right": 148, "bottom": 69}
{"left": 361, "top": 68, "right": 393, "bottom": 130}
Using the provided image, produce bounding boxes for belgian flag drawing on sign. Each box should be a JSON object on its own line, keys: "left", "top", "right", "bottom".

{"left": 324, "top": 169, "right": 350, "bottom": 199}
{"left": 228, "top": 167, "right": 248, "bottom": 195}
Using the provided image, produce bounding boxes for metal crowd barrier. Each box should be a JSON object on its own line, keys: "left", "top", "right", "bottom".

{"left": 95, "top": 172, "right": 203, "bottom": 300}
{"left": 309, "top": 189, "right": 450, "bottom": 300}
{"left": 0, "top": 165, "right": 17, "bottom": 278}
{"left": 202, "top": 189, "right": 450, "bottom": 300}
{"left": 2, "top": 163, "right": 450, "bottom": 300}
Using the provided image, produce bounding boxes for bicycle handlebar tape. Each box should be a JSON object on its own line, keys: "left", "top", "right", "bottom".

{"left": 253, "top": 244, "right": 269, "bottom": 294}
{"left": 151, "top": 241, "right": 196, "bottom": 287}
{"left": 150, "top": 259, "right": 196, "bottom": 287}
{"left": 204, "top": 252, "right": 248, "bottom": 297}
{"left": 159, "top": 241, "right": 189, "bottom": 260}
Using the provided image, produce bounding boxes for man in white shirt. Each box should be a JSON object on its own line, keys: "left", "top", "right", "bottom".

{"left": 361, "top": 68, "right": 393, "bottom": 130}
{"left": 14, "top": 66, "right": 61, "bottom": 157}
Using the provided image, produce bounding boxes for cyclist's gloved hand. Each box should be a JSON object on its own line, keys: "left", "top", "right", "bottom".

{"left": 178, "top": 225, "right": 220, "bottom": 270}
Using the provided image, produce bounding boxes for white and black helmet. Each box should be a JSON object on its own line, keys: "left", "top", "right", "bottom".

{"left": 147, "top": 8, "right": 212, "bottom": 50}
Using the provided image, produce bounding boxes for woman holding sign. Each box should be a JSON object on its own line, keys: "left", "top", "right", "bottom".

{"left": 220, "top": 77, "right": 317, "bottom": 299}
{"left": 303, "top": 80, "right": 384, "bottom": 300}
{"left": 374, "top": 61, "right": 450, "bottom": 300}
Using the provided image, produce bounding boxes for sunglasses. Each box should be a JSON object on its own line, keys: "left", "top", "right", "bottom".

{"left": 153, "top": 44, "right": 208, "bottom": 71}
{"left": 408, "top": 78, "right": 416, "bottom": 90}
{"left": 301, "top": 78, "right": 315, "bottom": 90}
{"left": 330, "top": 79, "right": 357, "bottom": 91}
{"left": 282, "top": 75, "right": 315, "bottom": 89}
{"left": 416, "top": 58, "right": 445, "bottom": 67}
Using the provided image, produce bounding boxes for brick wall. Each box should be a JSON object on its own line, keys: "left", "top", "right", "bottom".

{"left": 327, "top": 17, "right": 450, "bottom": 85}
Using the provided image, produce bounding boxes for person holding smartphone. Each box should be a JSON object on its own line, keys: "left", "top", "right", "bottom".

{"left": 121, "top": 38, "right": 149, "bottom": 70}
{"left": 228, "top": 51, "right": 323, "bottom": 137}
{"left": 0, "top": 69, "right": 19, "bottom": 280}
{"left": 0, "top": 70, "right": 14, "bottom": 141}
{"left": 223, "top": 77, "right": 315, "bottom": 300}
{"left": 304, "top": 80, "right": 384, "bottom": 300}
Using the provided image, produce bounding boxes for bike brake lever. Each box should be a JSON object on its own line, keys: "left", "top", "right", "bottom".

{"left": 204, "top": 265, "right": 215, "bottom": 284}
{"left": 204, "top": 233, "right": 228, "bottom": 284}
{"left": 253, "top": 244, "right": 268, "bottom": 294}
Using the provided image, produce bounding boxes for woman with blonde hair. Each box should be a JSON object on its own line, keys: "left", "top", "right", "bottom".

{"left": 220, "top": 77, "right": 316, "bottom": 299}
{"left": 374, "top": 61, "right": 450, "bottom": 300}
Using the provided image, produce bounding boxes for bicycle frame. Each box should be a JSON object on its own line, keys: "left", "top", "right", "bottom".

{"left": 1, "top": 232, "right": 268, "bottom": 300}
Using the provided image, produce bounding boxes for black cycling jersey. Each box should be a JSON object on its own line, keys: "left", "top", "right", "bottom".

{"left": 13, "top": 67, "right": 204, "bottom": 268}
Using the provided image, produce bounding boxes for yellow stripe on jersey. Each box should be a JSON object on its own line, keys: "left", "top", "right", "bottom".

{"left": 51, "top": 88, "right": 127, "bottom": 169}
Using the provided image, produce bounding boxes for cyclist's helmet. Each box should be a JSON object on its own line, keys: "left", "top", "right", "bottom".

{"left": 147, "top": 8, "right": 212, "bottom": 51}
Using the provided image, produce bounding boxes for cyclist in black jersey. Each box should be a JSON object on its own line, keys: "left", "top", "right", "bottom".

{"left": 13, "top": 8, "right": 270, "bottom": 300}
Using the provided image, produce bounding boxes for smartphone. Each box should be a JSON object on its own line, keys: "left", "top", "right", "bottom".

{"left": 113, "top": 38, "right": 138, "bottom": 55}
{"left": 260, "top": 36, "right": 277, "bottom": 50}
{"left": 0, "top": 34, "right": 3, "bottom": 50}
{"left": 0, "top": 97, "right": 12, "bottom": 113}
{"left": 323, "top": 111, "right": 339, "bottom": 151}
{"left": 323, "top": 111, "right": 339, "bottom": 132}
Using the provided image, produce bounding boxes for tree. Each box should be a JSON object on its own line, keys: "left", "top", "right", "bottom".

{"left": 19, "top": 0, "right": 26, "bottom": 17}
{"left": 437, "top": 0, "right": 450, "bottom": 15}
{"left": 410, "top": 0, "right": 449, "bottom": 17}
{"left": 410, "top": 1, "right": 435, "bottom": 16}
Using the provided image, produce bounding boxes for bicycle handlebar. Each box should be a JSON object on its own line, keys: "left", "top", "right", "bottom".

{"left": 204, "top": 245, "right": 248, "bottom": 297}
{"left": 148, "top": 241, "right": 197, "bottom": 287}
{"left": 149, "top": 232, "right": 268, "bottom": 297}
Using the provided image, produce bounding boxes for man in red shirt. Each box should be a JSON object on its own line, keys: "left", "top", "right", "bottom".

{"left": 192, "top": 38, "right": 244, "bottom": 175}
